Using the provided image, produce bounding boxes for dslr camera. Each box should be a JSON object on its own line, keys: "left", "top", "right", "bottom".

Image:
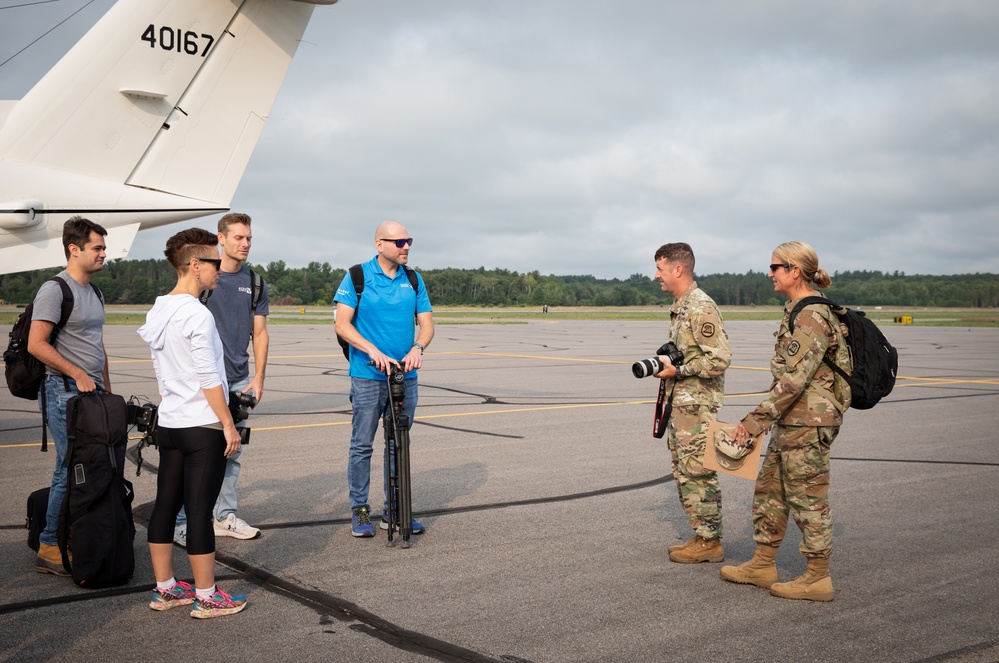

{"left": 126, "top": 399, "right": 158, "bottom": 432}
{"left": 229, "top": 390, "right": 257, "bottom": 423}
{"left": 632, "top": 342, "right": 684, "bottom": 379}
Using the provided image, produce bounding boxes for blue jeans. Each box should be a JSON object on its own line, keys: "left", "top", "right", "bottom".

{"left": 348, "top": 375, "right": 418, "bottom": 510}
{"left": 39, "top": 376, "right": 80, "bottom": 546}
{"left": 176, "top": 375, "right": 250, "bottom": 526}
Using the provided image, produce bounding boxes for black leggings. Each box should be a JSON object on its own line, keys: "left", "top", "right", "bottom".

{"left": 147, "top": 425, "right": 227, "bottom": 555}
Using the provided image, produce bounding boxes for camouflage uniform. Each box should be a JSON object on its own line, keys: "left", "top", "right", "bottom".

{"left": 666, "top": 282, "right": 732, "bottom": 540}
{"left": 740, "top": 301, "right": 851, "bottom": 559}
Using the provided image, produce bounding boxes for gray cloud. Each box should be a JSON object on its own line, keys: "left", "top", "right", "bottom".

{"left": 2, "top": 0, "right": 997, "bottom": 278}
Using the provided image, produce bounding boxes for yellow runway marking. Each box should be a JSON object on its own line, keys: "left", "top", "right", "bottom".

{"left": 7, "top": 351, "right": 994, "bottom": 449}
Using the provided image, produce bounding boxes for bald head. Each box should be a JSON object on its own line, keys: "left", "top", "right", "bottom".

{"left": 375, "top": 220, "right": 406, "bottom": 241}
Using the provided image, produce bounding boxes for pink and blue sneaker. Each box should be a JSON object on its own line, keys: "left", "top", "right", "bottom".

{"left": 190, "top": 586, "right": 247, "bottom": 619}
{"left": 149, "top": 580, "right": 196, "bottom": 611}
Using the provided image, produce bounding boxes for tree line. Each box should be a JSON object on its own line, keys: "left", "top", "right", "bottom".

{"left": 1, "top": 260, "right": 997, "bottom": 308}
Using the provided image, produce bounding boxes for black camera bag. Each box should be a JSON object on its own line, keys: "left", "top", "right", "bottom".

{"left": 58, "top": 392, "right": 135, "bottom": 588}
{"left": 26, "top": 486, "right": 50, "bottom": 552}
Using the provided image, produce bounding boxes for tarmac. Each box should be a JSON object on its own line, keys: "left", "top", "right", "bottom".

{"left": 1, "top": 318, "right": 997, "bottom": 663}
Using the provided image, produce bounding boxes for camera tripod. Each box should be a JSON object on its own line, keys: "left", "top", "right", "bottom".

{"left": 382, "top": 368, "right": 414, "bottom": 548}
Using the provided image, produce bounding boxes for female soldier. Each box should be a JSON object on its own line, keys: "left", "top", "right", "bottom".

{"left": 138, "top": 228, "right": 246, "bottom": 618}
{"left": 720, "top": 241, "right": 851, "bottom": 602}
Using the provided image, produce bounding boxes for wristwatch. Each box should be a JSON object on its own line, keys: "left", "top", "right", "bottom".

{"left": 413, "top": 343, "right": 424, "bottom": 353}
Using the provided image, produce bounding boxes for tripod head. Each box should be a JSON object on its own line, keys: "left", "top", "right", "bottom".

{"left": 387, "top": 364, "right": 406, "bottom": 410}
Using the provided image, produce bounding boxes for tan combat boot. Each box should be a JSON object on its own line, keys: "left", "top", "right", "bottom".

{"left": 719, "top": 544, "right": 779, "bottom": 588}
{"left": 35, "top": 543, "right": 69, "bottom": 577}
{"left": 667, "top": 535, "right": 698, "bottom": 554}
{"left": 769, "top": 557, "right": 834, "bottom": 602}
{"left": 668, "top": 536, "right": 724, "bottom": 563}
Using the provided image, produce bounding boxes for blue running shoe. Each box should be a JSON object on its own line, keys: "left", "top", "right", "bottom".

{"left": 379, "top": 510, "right": 425, "bottom": 534}
{"left": 190, "top": 586, "right": 247, "bottom": 619}
{"left": 351, "top": 506, "right": 375, "bottom": 537}
{"left": 149, "top": 580, "right": 196, "bottom": 611}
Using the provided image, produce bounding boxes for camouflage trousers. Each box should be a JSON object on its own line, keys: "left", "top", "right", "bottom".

{"left": 752, "top": 424, "right": 839, "bottom": 558}
{"left": 667, "top": 405, "right": 722, "bottom": 540}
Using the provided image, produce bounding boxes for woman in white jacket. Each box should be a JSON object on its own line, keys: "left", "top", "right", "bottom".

{"left": 138, "top": 227, "right": 246, "bottom": 619}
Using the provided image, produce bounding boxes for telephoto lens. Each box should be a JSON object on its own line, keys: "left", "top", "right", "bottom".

{"left": 632, "top": 356, "right": 665, "bottom": 378}
{"left": 631, "top": 341, "right": 684, "bottom": 378}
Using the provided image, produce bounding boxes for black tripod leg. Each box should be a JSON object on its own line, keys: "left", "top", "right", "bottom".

{"left": 396, "top": 414, "right": 413, "bottom": 548}
{"left": 382, "top": 413, "right": 398, "bottom": 544}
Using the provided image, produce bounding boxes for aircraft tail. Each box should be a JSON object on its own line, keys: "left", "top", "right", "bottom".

{"left": 0, "top": 0, "right": 316, "bottom": 208}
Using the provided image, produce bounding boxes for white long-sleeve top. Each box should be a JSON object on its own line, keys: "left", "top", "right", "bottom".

{"left": 137, "top": 293, "right": 228, "bottom": 428}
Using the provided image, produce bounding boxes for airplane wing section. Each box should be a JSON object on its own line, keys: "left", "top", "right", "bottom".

{"left": 126, "top": 0, "right": 316, "bottom": 206}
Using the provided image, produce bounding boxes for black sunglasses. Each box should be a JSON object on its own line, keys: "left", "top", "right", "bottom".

{"left": 379, "top": 237, "right": 413, "bottom": 248}
{"left": 197, "top": 257, "right": 222, "bottom": 269}
{"left": 769, "top": 263, "right": 791, "bottom": 272}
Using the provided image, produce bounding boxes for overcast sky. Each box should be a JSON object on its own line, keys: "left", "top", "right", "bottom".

{"left": 2, "top": 0, "right": 998, "bottom": 278}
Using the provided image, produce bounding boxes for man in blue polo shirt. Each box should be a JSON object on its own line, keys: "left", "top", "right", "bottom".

{"left": 334, "top": 220, "right": 435, "bottom": 537}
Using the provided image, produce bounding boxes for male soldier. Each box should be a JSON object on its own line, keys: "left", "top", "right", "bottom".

{"left": 652, "top": 242, "right": 732, "bottom": 563}
{"left": 174, "top": 213, "right": 269, "bottom": 544}
{"left": 334, "top": 220, "right": 434, "bottom": 537}
{"left": 28, "top": 217, "right": 110, "bottom": 576}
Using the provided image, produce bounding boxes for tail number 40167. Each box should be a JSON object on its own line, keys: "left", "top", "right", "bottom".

{"left": 141, "top": 25, "right": 215, "bottom": 57}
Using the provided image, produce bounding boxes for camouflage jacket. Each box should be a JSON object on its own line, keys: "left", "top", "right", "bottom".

{"left": 741, "top": 299, "right": 852, "bottom": 434}
{"left": 668, "top": 282, "right": 732, "bottom": 408}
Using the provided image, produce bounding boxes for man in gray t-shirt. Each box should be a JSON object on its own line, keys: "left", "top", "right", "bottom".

{"left": 27, "top": 217, "right": 110, "bottom": 577}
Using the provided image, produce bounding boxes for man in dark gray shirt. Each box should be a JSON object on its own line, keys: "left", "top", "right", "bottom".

{"left": 174, "top": 213, "right": 269, "bottom": 545}
{"left": 28, "top": 217, "right": 110, "bottom": 576}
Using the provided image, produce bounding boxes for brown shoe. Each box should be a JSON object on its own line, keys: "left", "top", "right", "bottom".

{"left": 668, "top": 536, "right": 724, "bottom": 564}
{"left": 35, "top": 543, "right": 70, "bottom": 577}
{"left": 770, "top": 557, "right": 835, "bottom": 602}
{"left": 720, "top": 544, "right": 779, "bottom": 588}
{"left": 667, "top": 535, "right": 698, "bottom": 554}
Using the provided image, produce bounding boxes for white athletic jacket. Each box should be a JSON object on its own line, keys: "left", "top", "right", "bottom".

{"left": 137, "top": 294, "right": 228, "bottom": 428}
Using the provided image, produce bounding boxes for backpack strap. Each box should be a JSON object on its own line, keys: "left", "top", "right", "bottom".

{"left": 787, "top": 295, "right": 836, "bottom": 334}
{"left": 349, "top": 264, "right": 365, "bottom": 302}
{"left": 788, "top": 295, "right": 851, "bottom": 382}
{"left": 49, "top": 276, "right": 75, "bottom": 346}
{"left": 402, "top": 265, "right": 419, "bottom": 294}
{"left": 249, "top": 269, "right": 263, "bottom": 340}
{"left": 37, "top": 277, "right": 76, "bottom": 453}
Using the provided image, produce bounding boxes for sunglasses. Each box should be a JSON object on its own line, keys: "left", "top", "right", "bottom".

{"left": 769, "top": 263, "right": 791, "bottom": 272}
{"left": 197, "top": 257, "right": 223, "bottom": 269}
{"left": 379, "top": 237, "right": 414, "bottom": 248}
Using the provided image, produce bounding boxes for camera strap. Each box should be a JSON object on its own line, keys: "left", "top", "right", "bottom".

{"left": 653, "top": 379, "right": 674, "bottom": 439}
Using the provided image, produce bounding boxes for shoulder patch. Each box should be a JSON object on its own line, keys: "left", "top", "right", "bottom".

{"left": 788, "top": 340, "right": 801, "bottom": 356}
{"left": 700, "top": 322, "right": 716, "bottom": 338}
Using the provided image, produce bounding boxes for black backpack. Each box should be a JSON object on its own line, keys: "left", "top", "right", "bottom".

{"left": 336, "top": 264, "right": 420, "bottom": 360}
{"left": 789, "top": 296, "right": 899, "bottom": 410}
{"left": 4, "top": 276, "right": 103, "bottom": 451}
{"left": 4, "top": 276, "right": 83, "bottom": 399}
{"left": 58, "top": 392, "right": 135, "bottom": 588}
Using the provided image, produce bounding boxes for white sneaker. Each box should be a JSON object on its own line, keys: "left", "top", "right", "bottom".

{"left": 213, "top": 513, "right": 261, "bottom": 540}
{"left": 173, "top": 524, "right": 187, "bottom": 547}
